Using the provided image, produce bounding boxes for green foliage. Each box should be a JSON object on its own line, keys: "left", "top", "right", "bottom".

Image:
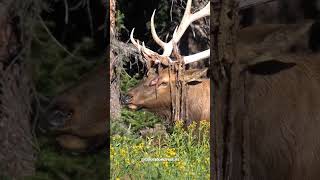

{"left": 111, "top": 120, "right": 210, "bottom": 179}
{"left": 114, "top": 55, "right": 210, "bottom": 179}
{"left": 111, "top": 108, "right": 162, "bottom": 136}
{"left": 0, "top": 175, "right": 11, "bottom": 180}
{"left": 116, "top": 10, "right": 126, "bottom": 32}
{"left": 25, "top": 137, "right": 107, "bottom": 180}
{"left": 28, "top": 19, "right": 106, "bottom": 179}
{"left": 29, "top": 21, "right": 101, "bottom": 97}
{"left": 120, "top": 69, "right": 139, "bottom": 93}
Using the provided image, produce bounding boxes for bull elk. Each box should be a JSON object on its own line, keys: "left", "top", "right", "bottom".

{"left": 125, "top": 1, "right": 320, "bottom": 179}
{"left": 123, "top": 0, "right": 320, "bottom": 124}
{"left": 123, "top": 0, "right": 211, "bottom": 124}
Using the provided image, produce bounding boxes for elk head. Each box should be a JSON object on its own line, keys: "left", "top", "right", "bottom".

{"left": 39, "top": 65, "right": 108, "bottom": 152}
{"left": 122, "top": 68, "right": 208, "bottom": 111}
{"left": 125, "top": 0, "right": 211, "bottom": 121}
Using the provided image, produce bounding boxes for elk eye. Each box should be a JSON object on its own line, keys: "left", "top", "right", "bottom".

{"left": 160, "top": 82, "right": 168, "bottom": 86}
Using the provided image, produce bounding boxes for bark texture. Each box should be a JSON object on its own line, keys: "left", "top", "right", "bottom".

{"left": 0, "top": 1, "right": 38, "bottom": 178}
{"left": 110, "top": 0, "right": 121, "bottom": 120}
{"left": 210, "top": 0, "right": 240, "bottom": 179}
{"left": 0, "top": 64, "right": 35, "bottom": 179}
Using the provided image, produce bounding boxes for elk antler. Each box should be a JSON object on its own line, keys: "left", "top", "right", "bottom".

{"left": 130, "top": 0, "right": 210, "bottom": 66}
{"left": 183, "top": 49, "right": 210, "bottom": 64}
{"left": 130, "top": 28, "right": 156, "bottom": 56}
{"left": 171, "top": 0, "right": 210, "bottom": 43}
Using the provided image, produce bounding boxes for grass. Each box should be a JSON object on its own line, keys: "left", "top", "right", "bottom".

{"left": 25, "top": 137, "right": 108, "bottom": 180}
{"left": 27, "top": 58, "right": 209, "bottom": 180}
{"left": 110, "top": 69, "right": 210, "bottom": 179}
{"left": 110, "top": 120, "right": 210, "bottom": 179}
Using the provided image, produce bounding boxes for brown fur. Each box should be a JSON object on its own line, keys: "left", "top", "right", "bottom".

{"left": 42, "top": 22, "right": 318, "bottom": 152}
{"left": 210, "top": 21, "right": 320, "bottom": 179}
{"left": 237, "top": 21, "right": 317, "bottom": 63}
{"left": 43, "top": 64, "right": 108, "bottom": 151}
{"left": 233, "top": 53, "right": 320, "bottom": 179}
{"left": 126, "top": 21, "right": 318, "bottom": 124}
{"left": 126, "top": 68, "right": 210, "bottom": 122}
{"left": 126, "top": 22, "right": 320, "bottom": 178}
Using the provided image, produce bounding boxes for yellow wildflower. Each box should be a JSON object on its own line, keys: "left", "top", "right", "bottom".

{"left": 199, "top": 120, "right": 210, "bottom": 133}
{"left": 177, "top": 161, "right": 185, "bottom": 170}
{"left": 188, "top": 121, "right": 197, "bottom": 131}
{"left": 136, "top": 142, "right": 144, "bottom": 150}
{"left": 166, "top": 148, "right": 176, "bottom": 157}
{"left": 125, "top": 158, "right": 131, "bottom": 165}
{"left": 110, "top": 146, "right": 115, "bottom": 155}
{"left": 112, "top": 135, "right": 121, "bottom": 141}
{"left": 200, "top": 120, "right": 209, "bottom": 128}
{"left": 175, "top": 120, "right": 184, "bottom": 129}
{"left": 163, "top": 161, "right": 169, "bottom": 167}
{"left": 132, "top": 145, "right": 138, "bottom": 153}
{"left": 120, "top": 149, "right": 127, "bottom": 157}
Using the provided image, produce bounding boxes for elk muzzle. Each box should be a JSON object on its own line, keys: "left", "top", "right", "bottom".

{"left": 120, "top": 94, "right": 132, "bottom": 104}
{"left": 40, "top": 109, "right": 72, "bottom": 132}
{"left": 121, "top": 94, "right": 139, "bottom": 110}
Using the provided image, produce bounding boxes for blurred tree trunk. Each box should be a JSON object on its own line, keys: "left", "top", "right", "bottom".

{"left": 210, "top": 0, "right": 240, "bottom": 179}
{"left": 0, "top": 0, "right": 40, "bottom": 179}
{"left": 210, "top": 0, "right": 293, "bottom": 179}
{"left": 110, "top": 0, "right": 121, "bottom": 120}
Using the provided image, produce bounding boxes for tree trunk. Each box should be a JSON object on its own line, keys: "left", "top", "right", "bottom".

{"left": 210, "top": 0, "right": 290, "bottom": 179}
{"left": 0, "top": 2, "right": 37, "bottom": 179}
{"left": 210, "top": 0, "right": 240, "bottom": 179}
{"left": 110, "top": 0, "right": 121, "bottom": 120}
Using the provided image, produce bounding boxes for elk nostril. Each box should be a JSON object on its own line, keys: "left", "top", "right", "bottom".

{"left": 121, "top": 94, "right": 133, "bottom": 105}
{"left": 48, "top": 110, "right": 70, "bottom": 128}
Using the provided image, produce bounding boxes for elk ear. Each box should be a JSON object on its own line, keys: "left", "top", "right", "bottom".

{"left": 247, "top": 59, "right": 296, "bottom": 75}
{"left": 183, "top": 68, "right": 208, "bottom": 83}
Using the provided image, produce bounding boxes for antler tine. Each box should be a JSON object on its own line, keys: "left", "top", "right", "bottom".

{"left": 183, "top": 49, "right": 210, "bottom": 64}
{"left": 150, "top": 10, "right": 175, "bottom": 57}
{"left": 151, "top": 10, "right": 166, "bottom": 48}
{"left": 141, "top": 41, "right": 157, "bottom": 56}
{"left": 131, "top": 28, "right": 157, "bottom": 56}
{"left": 130, "top": 0, "right": 210, "bottom": 66}
{"left": 149, "top": 0, "right": 210, "bottom": 57}
{"left": 172, "top": 0, "right": 210, "bottom": 43}
{"left": 130, "top": 28, "right": 141, "bottom": 51}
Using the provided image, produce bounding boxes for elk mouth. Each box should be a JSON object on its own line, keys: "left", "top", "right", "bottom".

{"left": 127, "top": 104, "right": 139, "bottom": 110}
{"left": 58, "top": 132, "right": 109, "bottom": 152}
{"left": 54, "top": 133, "right": 107, "bottom": 152}
{"left": 55, "top": 134, "right": 88, "bottom": 152}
